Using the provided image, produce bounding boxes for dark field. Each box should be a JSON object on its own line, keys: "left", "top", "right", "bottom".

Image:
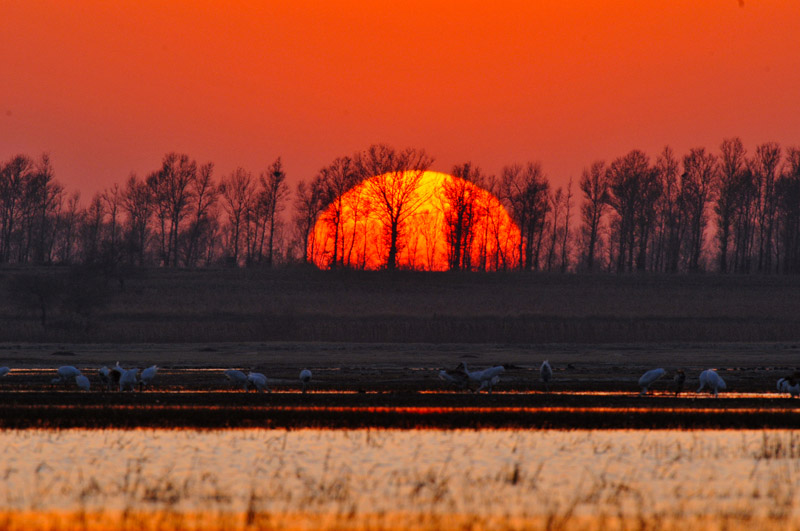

{"left": 2, "top": 268, "right": 800, "bottom": 429}
{"left": 4, "top": 266, "right": 800, "bottom": 343}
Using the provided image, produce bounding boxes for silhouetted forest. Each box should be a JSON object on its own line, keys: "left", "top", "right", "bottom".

{"left": 2, "top": 138, "right": 799, "bottom": 273}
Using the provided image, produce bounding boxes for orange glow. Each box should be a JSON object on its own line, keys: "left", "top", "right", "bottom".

{"left": 309, "top": 171, "right": 520, "bottom": 270}
{"left": 3, "top": 3, "right": 800, "bottom": 197}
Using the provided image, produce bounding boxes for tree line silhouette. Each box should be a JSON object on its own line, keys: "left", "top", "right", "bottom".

{"left": 2, "top": 138, "right": 799, "bottom": 273}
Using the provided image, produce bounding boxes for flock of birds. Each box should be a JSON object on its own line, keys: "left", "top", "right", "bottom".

{"left": 0, "top": 364, "right": 314, "bottom": 393}
{"left": 0, "top": 361, "right": 798, "bottom": 397}
{"left": 439, "top": 361, "right": 800, "bottom": 398}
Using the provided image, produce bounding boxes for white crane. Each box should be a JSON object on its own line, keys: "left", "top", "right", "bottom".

{"left": 540, "top": 360, "right": 553, "bottom": 392}
{"left": 299, "top": 369, "right": 312, "bottom": 393}
{"left": 119, "top": 368, "right": 139, "bottom": 392}
{"left": 457, "top": 362, "right": 505, "bottom": 394}
{"left": 697, "top": 369, "right": 726, "bottom": 397}
{"left": 140, "top": 365, "right": 158, "bottom": 390}
{"left": 52, "top": 366, "right": 82, "bottom": 385}
{"left": 777, "top": 377, "right": 800, "bottom": 397}
{"left": 247, "top": 372, "right": 269, "bottom": 393}
{"left": 638, "top": 368, "right": 666, "bottom": 396}
{"left": 224, "top": 369, "right": 249, "bottom": 391}
{"left": 0, "top": 367, "right": 9, "bottom": 378}
{"left": 75, "top": 374, "right": 90, "bottom": 391}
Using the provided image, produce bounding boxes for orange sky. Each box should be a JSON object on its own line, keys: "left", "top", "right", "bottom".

{"left": 2, "top": 1, "right": 799, "bottom": 197}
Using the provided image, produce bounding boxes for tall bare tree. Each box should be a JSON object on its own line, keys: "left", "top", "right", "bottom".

{"left": 441, "top": 162, "right": 483, "bottom": 271}
{"left": 182, "top": 162, "right": 217, "bottom": 267}
{"left": 147, "top": 153, "right": 198, "bottom": 267}
{"left": 776, "top": 147, "right": 800, "bottom": 273}
{"left": 293, "top": 176, "right": 326, "bottom": 264}
{"left": 219, "top": 167, "right": 253, "bottom": 265}
{"left": 318, "top": 156, "right": 359, "bottom": 268}
{"left": 560, "top": 178, "right": 574, "bottom": 272}
{"left": 356, "top": 144, "right": 434, "bottom": 270}
{"left": 0, "top": 155, "right": 34, "bottom": 263}
{"left": 121, "top": 174, "right": 152, "bottom": 266}
{"left": 256, "top": 158, "right": 290, "bottom": 266}
{"left": 652, "top": 147, "right": 683, "bottom": 272}
{"left": 715, "top": 138, "right": 747, "bottom": 273}
{"left": 681, "top": 147, "right": 717, "bottom": 272}
{"left": 102, "top": 183, "right": 123, "bottom": 262}
{"left": 606, "top": 150, "right": 657, "bottom": 272}
{"left": 501, "top": 162, "right": 550, "bottom": 270}
{"left": 579, "top": 161, "right": 609, "bottom": 271}
{"left": 750, "top": 142, "right": 782, "bottom": 272}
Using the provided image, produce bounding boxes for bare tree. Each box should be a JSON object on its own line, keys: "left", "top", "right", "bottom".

{"left": 560, "top": 178, "right": 573, "bottom": 272}
{"left": 715, "top": 138, "right": 747, "bottom": 273}
{"left": 121, "top": 174, "right": 152, "bottom": 266}
{"left": 55, "top": 192, "right": 82, "bottom": 264}
{"left": 182, "top": 162, "right": 217, "bottom": 267}
{"left": 606, "top": 150, "right": 657, "bottom": 272}
{"left": 441, "top": 162, "right": 483, "bottom": 270}
{"left": 318, "top": 156, "right": 359, "bottom": 268}
{"left": 147, "top": 153, "right": 198, "bottom": 267}
{"left": 501, "top": 162, "right": 551, "bottom": 270}
{"left": 356, "top": 144, "right": 434, "bottom": 270}
{"left": 776, "top": 147, "right": 800, "bottom": 273}
{"left": 681, "top": 147, "right": 717, "bottom": 272}
{"left": 653, "top": 147, "right": 683, "bottom": 272}
{"left": 219, "top": 167, "right": 253, "bottom": 265}
{"left": 102, "top": 183, "right": 123, "bottom": 262}
{"left": 293, "top": 176, "right": 326, "bottom": 264}
{"left": 256, "top": 158, "right": 290, "bottom": 266}
{"left": 79, "top": 194, "right": 105, "bottom": 264}
{"left": 545, "top": 186, "right": 563, "bottom": 271}
{"left": 750, "top": 142, "right": 782, "bottom": 272}
{"left": 579, "top": 161, "right": 609, "bottom": 271}
{"left": 0, "top": 155, "right": 33, "bottom": 262}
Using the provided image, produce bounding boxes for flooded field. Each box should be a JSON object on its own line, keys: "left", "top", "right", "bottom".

{"left": 1, "top": 428, "right": 799, "bottom": 530}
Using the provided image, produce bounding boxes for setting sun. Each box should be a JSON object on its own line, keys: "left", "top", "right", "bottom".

{"left": 309, "top": 170, "right": 520, "bottom": 271}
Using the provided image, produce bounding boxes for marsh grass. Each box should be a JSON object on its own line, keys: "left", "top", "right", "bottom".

{"left": 3, "top": 267, "right": 800, "bottom": 342}
{"left": 1, "top": 429, "right": 799, "bottom": 530}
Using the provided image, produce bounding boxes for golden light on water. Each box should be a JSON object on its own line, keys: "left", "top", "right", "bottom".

{"left": 309, "top": 170, "right": 521, "bottom": 271}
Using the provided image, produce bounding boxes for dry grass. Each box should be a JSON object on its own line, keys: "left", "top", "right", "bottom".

{"left": 1, "top": 429, "right": 800, "bottom": 530}
{"left": 2, "top": 266, "right": 800, "bottom": 343}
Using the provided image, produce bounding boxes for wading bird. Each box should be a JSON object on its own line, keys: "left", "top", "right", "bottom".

{"left": 540, "top": 360, "right": 552, "bottom": 392}
{"left": 638, "top": 368, "right": 666, "bottom": 396}
{"left": 119, "top": 368, "right": 139, "bottom": 392}
{"left": 697, "top": 369, "right": 726, "bottom": 397}
{"left": 673, "top": 369, "right": 686, "bottom": 396}
{"left": 299, "top": 369, "right": 312, "bottom": 393}
{"left": 247, "top": 372, "right": 269, "bottom": 392}
{"left": 224, "top": 369, "right": 249, "bottom": 391}
{"left": 457, "top": 362, "right": 505, "bottom": 394}
{"left": 52, "top": 366, "right": 82, "bottom": 386}
{"left": 75, "top": 374, "right": 90, "bottom": 391}
{"left": 0, "top": 367, "right": 9, "bottom": 378}
{"left": 777, "top": 376, "right": 800, "bottom": 397}
{"left": 140, "top": 365, "right": 158, "bottom": 391}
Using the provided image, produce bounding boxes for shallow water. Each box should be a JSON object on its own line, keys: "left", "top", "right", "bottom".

{"left": 1, "top": 429, "right": 799, "bottom": 530}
